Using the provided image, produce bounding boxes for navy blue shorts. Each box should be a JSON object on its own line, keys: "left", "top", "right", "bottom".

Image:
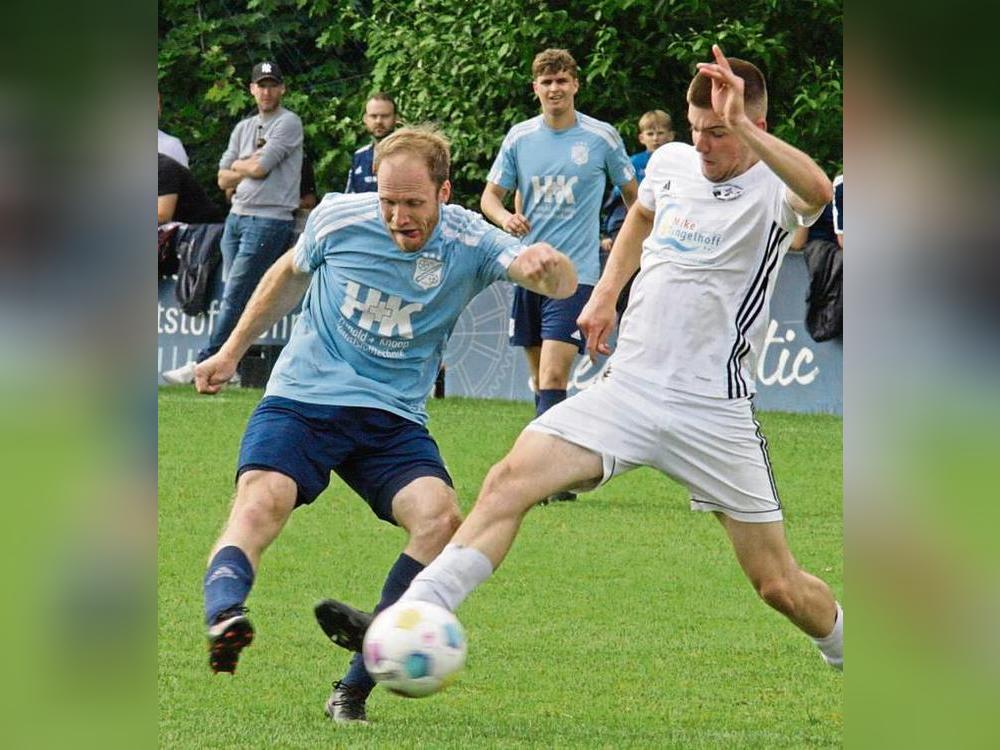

{"left": 236, "top": 396, "right": 453, "bottom": 524}
{"left": 509, "top": 284, "right": 593, "bottom": 353}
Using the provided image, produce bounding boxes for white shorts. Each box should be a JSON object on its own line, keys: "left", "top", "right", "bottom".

{"left": 526, "top": 369, "right": 783, "bottom": 523}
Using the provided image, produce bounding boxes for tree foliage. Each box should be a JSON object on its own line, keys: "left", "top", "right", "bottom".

{"left": 158, "top": 0, "right": 842, "bottom": 207}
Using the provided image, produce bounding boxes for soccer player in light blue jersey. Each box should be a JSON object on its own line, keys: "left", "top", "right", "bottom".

{"left": 481, "top": 48, "right": 638, "bottom": 501}
{"left": 193, "top": 126, "right": 577, "bottom": 721}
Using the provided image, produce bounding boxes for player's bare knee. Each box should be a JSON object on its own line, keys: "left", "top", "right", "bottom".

{"left": 405, "top": 485, "right": 461, "bottom": 550}
{"left": 234, "top": 471, "right": 295, "bottom": 528}
{"left": 413, "top": 509, "right": 461, "bottom": 552}
{"left": 537, "top": 366, "right": 569, "bottom": 390}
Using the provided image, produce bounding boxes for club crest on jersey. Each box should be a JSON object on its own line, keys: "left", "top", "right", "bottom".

{"left": 712, "top": 184, "right": 743, "bottom": 201}
{"left": 571, "top": 142, "right": 589, "bottom": 165}
{"left": 413, "top": 256, "right": 444, "bottom": 290}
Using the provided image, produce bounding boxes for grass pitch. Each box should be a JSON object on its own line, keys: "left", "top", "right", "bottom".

{"left": 159, "top": 387, "right": 843, "bottom": 748}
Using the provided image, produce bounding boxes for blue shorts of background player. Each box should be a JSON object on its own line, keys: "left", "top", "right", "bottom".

{"left": 510, "top": 283, "right": 592, "bottom": 353}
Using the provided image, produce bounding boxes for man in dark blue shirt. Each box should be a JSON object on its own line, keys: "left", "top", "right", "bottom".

{"left": 344, "top": 92, "right": 398, "bottom": 193}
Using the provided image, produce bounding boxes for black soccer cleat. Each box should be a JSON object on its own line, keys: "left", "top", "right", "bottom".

{"left": 324, "top": 680, "right": 369, "bottom": 723}
{"left": 314, "top": 599, "right": 373, "bottom": 653}
{"left": 207, "top": 607, "right": 254, "bottom": 674}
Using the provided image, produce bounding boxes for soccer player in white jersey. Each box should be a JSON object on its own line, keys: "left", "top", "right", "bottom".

{"left": 192, "top": 125, "right": 577, "bottom": 721}
{"left": 320, "top": 46, "right": 844, "bottom": 677}
{"left": 482, "top": 49, "right": 638, "bottom": 502}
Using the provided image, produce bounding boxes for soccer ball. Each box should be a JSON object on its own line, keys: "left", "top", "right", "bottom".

{"left": 362, "top": 600, "right": 467, "bottom": 698}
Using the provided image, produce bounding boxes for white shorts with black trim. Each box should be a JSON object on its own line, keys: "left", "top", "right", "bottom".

{"left": 525, "top": 369, "right": 783, "bottom": 523}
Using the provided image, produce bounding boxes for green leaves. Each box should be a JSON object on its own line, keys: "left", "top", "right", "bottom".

{"left": 158, "top": 0, "right": 842, "bottom": 201}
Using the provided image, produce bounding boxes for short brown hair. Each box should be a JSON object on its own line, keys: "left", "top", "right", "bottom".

{"left": 367, "top": 91, "right": 397, "bottom": 115}
{"left": 532, "top": 48, "right": 578, "bottom": 79}
{"left": 374, "top": 124, "right": 450, "bottom": 187}
{"left": 686, "top": 57, "right": 768, "bottom": 118}
{"left": 638, "top": 109, "right": 673, "bottom": 131}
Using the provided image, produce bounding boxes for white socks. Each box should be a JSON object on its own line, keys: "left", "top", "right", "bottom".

{"left": 812, "top": 601, "right": 844, "bottom": 670}
{"left": 399, "top": 543, "right": 495, "bottom": 612}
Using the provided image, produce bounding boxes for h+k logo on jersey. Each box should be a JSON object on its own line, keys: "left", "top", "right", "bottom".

{"left": 341, "top": 281, "right": 424, "bottom": 338}
{"left": 531, "top": 175, "right": 578, "bottom": 205}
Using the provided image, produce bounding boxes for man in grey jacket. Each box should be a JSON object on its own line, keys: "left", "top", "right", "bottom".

{"left": 163, "top": 60, "right": 302, "bottom": 384}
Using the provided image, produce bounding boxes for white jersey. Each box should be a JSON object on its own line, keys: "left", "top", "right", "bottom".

{"left": 612, "top": 142, "right": 819, "bottom": 399}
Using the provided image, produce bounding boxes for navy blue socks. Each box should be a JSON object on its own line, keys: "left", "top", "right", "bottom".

{"left": 536, "top": 388, "right": 566, "bottom": 416}
{"left": 204, "top": 545, "right": 255, "bottom": 625}
{"left": 341, "top": 553, "right": 425, "bottom": 694}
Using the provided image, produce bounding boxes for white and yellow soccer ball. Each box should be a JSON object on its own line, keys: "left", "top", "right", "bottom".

{"left": 362, "top": 600, "right": 467, "bottom": 698}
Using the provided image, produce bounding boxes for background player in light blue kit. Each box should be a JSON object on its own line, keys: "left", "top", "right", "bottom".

{"left": 193, "top": 126, "right": 577, "bottom": 722}
{"left": 481, "top": 49, "right": 638, "bottom": 501}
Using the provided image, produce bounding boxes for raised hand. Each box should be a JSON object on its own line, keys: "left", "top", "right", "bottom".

{"left": 695, "top": 44, "right": 746, "bottom": 127}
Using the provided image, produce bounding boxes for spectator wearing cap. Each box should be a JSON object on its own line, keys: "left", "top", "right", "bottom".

{"left": 163, "top": 60, "right": 303, "bottom": 384}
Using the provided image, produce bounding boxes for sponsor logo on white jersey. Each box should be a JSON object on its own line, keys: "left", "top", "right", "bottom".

{"left": 570, "top": 142, "right": 589, "bottom": 165}
{"left": 413, "top": 256, "right": 444, "bottom": 289}
{"left": 712, "top": 184, "right": 743, "bottom": 201}
{"left": 531, "top": 175, "right": 578, "bottom": 205}
{"left": 653, "top": 201, "right": 723, "bottom": 253}
{"left": 341, "top": 281, "right": 424, "bottom": 338}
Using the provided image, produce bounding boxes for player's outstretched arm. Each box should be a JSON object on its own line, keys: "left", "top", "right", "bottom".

{"left": 481, "top": 182, "right": 531, "bottom": 237}
{"left": 508, "top": 242, "right": 577, "bottom": 300}
{"left": 578, "top": 201, "right": 654, "bottom": 361}
{"left": 697, "top": 44, "right": 833, "bottom": 215}
{"left": 195, "top": 248, "right": 311, "bottom": 394}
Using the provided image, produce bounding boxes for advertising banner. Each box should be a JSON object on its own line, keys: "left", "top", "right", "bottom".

{"left": 158, "top": 252, "right": 841, "bottom": 414}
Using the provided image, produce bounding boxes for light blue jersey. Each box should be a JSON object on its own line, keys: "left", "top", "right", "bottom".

{"left": 487, "top": 112, "right": 634, "bottom": 285}
{"left": 266, "top": 192, "right": 523, "bottom": 425}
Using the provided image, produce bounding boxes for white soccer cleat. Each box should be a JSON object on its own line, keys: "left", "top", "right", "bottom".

{"left": 162, "top": 360, "right": 197, "bottom": 385}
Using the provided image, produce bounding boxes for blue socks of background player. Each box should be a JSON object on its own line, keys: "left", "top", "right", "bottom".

{"left": 536, "top": 388, "right": 566, "bottom": 416}
{"left": 204, "top": 545, "right": 255, "bottom": 625}
{"left": 341, "top": 553, "right": 425, "bottom": 695}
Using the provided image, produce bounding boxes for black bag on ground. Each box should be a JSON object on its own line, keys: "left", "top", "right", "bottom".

{"left": 802, "top": 238, "right": 843, "bottom": 342}
{"left": 175, "top": 222, "right": 225, "bottom": 316}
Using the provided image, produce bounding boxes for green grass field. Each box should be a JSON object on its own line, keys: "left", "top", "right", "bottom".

{"left": 159, "top": 387, "right": 843, "bottom": 748}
